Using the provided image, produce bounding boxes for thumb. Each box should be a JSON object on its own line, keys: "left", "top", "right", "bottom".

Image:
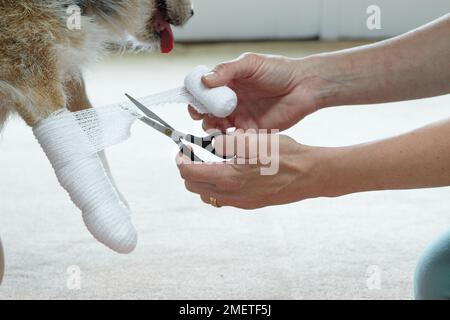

{"left": 202, "top": 53, "right": 261, "bottom": 88}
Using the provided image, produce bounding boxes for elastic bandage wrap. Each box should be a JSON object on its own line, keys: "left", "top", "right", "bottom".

{"left": 33, "top": 66, "right": 237, "bottom": 253}
{"left": 34, "top": 107, "right": 137, "bottom": 254}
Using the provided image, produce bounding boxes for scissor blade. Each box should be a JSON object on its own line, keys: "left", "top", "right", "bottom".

{"left": 125, "top": 93, "right": 173, "bottom": 129}
{"left": 139, "top": 117, "right": 174, "bottom": 139}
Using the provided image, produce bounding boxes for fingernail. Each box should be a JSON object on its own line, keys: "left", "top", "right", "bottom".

{"left": 203, "top": 72, "right": 217, "bottom": 82}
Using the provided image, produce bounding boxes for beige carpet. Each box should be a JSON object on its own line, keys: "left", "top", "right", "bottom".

{"left": 0, "top": 41, "right": 449, "bottom": 300}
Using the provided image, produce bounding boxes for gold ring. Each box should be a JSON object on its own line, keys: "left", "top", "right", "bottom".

{"left": 209, "top": 196, "right": 221, "bottom": 208}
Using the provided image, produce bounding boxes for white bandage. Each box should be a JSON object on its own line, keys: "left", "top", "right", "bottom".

{"left": 184, "top": 65, "right": 238, "bottom": 117}
{"left": 33, "top": 66, "right": 237, "bottom": 253}
{"left": 33, "top": 107, "right": 138, "bottom": 254}
{"left": 124, "top": 65, "right": 237, "bottom": 117}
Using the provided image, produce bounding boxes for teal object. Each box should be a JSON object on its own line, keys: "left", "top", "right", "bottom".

{"left": 414, "top": 229, "right": 450, "bottom": 299}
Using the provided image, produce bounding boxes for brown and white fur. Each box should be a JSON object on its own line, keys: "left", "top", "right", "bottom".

{"left": 0, "top": 0, "right": 193, "bottom": 129}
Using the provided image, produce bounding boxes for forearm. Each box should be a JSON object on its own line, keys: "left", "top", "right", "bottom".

{"left": 305, "top": 14, "right": 450, "bottom": 109}
{"left": 319, "top": 118, "right": 450, "bottom": 197}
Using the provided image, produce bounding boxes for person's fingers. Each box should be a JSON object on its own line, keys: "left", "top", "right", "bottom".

{"left": 178, "top": 161, "right": 221, "bottom": 183}
{"left": 199, "top": 193, "right": 242, "bottom": 208}
{"left": 199, "top": 194, "right": 211, "bottom": 205}
{"left": 202, "top": 53, "right": 262, "bottom": 88}
{"left": 200, "top": 194, "right": 228, "bottom": 207}
{"left": 199, "top": 193, "right": 260, "bottom": 210}
{"left": 178, "top": 162, "right": 232, "bottom": 185}
{"left": 177, "top": 160, "right": 242, "bottom": 190}
{"left": 175, "top": 150, "right": 189, "bottom": 166}
{"left": 188, "top": 105, "right": 204, "bottom": 121}
{"left": 202, "top": 117, "right": 218, "bottom": 131}
{"left": 213, "top": 134, "right": 236, "bottom": 158}
{"left": 185, "top": 180, "right": 240, "bottom": 196}
{"left": 175, "top": 148, "right": 202, "bottom": 166}
{"left": 202, "top": 116, "right": 236, "bottom": 133}
{"left": 202, "top": 117, "right": 227, "bottom": 132}
{"left": 188, "top": 106, "right": 233, "bottom": 132}
{"left": 185, "top": 181, "right": 216, "bottom": 195}
{"left": 213, "top": 130, "right": 259, "bottom": 159}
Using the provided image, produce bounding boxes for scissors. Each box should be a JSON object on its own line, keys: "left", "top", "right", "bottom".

{"left": 125, "top": 94, "right": 231, "bottom": 162}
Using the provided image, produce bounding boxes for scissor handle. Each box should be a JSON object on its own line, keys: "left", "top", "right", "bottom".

{"left": 184, "top": 133, "right": 233, "bottom": 160}
{"left": 179, "top": 143, "right": 204, "bottom": 163}
{"left": 185, "top": 134, "right": 211, "bottom": 148}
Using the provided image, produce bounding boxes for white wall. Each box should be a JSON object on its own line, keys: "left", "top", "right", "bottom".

{"left": 321, "top": 0, "right": 450, "bottom": 40}
{"left": 174, "top": 0, "right": 321, "bottom": 41}
{"left": 174, "top": 0, "right": 450, "bottom": 41}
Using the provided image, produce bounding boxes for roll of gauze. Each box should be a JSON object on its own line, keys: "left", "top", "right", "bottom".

{"left": 184, "top": 65, "right": 238, "bottom": 118}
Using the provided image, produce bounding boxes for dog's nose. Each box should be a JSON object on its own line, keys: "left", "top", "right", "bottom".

{"left": 190, "top": 9, "right": 194, "bottom": 17}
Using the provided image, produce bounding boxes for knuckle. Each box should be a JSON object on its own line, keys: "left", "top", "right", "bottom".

{"left": 203, "top": 119, "right": 217, "bottom": 131}
{"left": 240, "top": 52, "right": 257, "bottom": 60}
{"left": 200, "top": 194, "right": 209, "bottom": 204}
{"left": 184, "top": 181, "right": 193, "bottom": 192}
{"left": 179, "top": 167, "right": 191, "bottom": 180}
{"left": 213, "top": 62, "right": 229, "bottom": 73}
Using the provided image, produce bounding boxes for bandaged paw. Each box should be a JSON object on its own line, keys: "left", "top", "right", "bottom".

{"left": 33, "top": 108, "right": 138, "bottom": 254}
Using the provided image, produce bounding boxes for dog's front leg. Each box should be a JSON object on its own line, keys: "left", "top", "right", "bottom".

{"left": 15, "top": 75, "right": 137, "bottom": 254}
{"left": 65, "top": 76, "right": 92, "bottom": 113}
{"left": 65, "top": 75, "right": 130, "bottom": 209}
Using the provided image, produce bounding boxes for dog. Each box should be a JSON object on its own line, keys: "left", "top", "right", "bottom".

{"left": 0, "top": 0, "right": 193, "bottom": 130}
{"left": 0, "top": 1, "right": 194, "bottom": 254}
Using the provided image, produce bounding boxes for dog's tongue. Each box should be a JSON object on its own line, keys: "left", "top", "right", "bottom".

{"left": 160, "top": 23, "right": 174, "bottom": 54}
{"left": 153, "top": 10, "right": 174, "bottom": 54}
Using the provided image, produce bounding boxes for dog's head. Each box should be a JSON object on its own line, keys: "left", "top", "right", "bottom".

{"left": 83, "top": 0, "right": 194, "bottom": 53}
{"left": 141, "top": 0, "right": 194, "bottom": 53}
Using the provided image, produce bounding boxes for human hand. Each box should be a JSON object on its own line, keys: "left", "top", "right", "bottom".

{"left": 188, "top": 53, "right": 320, "bottom": 132}
{"left": 176, "top": 131, "right": 331, "bottom": 209}
{"left": 178, "top": 117, "right": 450, "bottom": 210}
